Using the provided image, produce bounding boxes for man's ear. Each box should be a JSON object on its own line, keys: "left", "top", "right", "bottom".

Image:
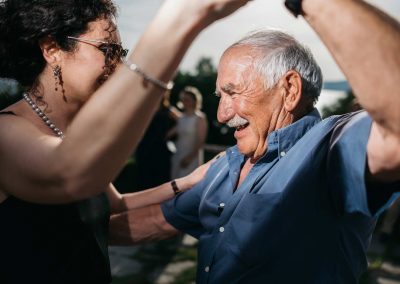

{"left": 281, "top": 70, "right": 302, "bottom": 112}
{"left": 39, "top": 37, "right": 62, "bottom": 66}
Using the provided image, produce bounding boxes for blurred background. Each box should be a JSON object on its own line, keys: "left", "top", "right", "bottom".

{"left": 1, "top": 1, "right": 400, "bottom": 283}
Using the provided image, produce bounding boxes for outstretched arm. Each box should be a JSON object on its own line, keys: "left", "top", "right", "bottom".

{"left": 107, "top": 155, "right": 216, "bottom": 213}
{"left": 107, "top": 152, "right": 224, "bottom": 245}
{"left": 297, "top": 0, "right": 400, "bottom": 181}
{"left": 301, "top": 0, "right": 400, "bottom": 133}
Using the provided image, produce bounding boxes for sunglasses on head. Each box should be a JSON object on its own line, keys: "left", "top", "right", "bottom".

{"left": 67, "top": 36, "right": 129, "bottom": 62}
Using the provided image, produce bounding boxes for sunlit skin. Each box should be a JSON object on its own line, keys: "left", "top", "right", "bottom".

{"left": 0, "top": 0, "right": 257, "bottom": 246}
{"left": 58, "top": 18, "right": 122, "bottom": 104}
{"left": 216, "top": 46, "right": 295, "bottom": 163}
{"left": 20, "top": 18, "right": 122, "bottom": 132}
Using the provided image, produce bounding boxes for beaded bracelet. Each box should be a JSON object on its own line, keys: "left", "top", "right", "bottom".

{"left": 171, "top": 180, "right": 181, "bottom": 196}
{"left": 123, "top": 59, "right": 174, "bottom": 91}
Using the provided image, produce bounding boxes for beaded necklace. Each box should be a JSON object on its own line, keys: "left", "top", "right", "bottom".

{"left": 23, "top": 93, "right": 65, "bottom": 139}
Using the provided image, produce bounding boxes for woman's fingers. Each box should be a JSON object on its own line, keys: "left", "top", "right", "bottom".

{"left": 207, "top": 0, "right": 254, "bottom": 20}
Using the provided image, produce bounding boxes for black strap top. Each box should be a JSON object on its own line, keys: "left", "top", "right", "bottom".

{"left": 0, "top": 111, "right": 111, "bottom": 284}
{"left": 0, "top": 194, "right": 111, "bottom": 284}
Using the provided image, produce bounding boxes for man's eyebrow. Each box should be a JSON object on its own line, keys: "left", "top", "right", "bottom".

{"left": 221, "top": 83, "right": 237, "bottom": 93}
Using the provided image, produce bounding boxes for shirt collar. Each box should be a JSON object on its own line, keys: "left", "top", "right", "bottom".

{"left": 269, "top": 108, "right": 321, "bottom": 160}
{"left": 226, "top": 108, "right": 322, "bottom": 163}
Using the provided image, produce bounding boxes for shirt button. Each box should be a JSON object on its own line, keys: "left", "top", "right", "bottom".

{"left": 280, "top": 151, "right": 286, "bottom": 157}
{"left": 219, "top": 226, "right": 225, "bottom": 233}
{"left": 219, "top": 203, "right": 225, "bottom": 208}
{"left": 205, "top": 266, "right": 210, "bottom": 272}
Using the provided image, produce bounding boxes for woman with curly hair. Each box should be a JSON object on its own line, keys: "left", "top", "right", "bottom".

{"left": 0, "top": 0, "right": 251, "bottom": 283}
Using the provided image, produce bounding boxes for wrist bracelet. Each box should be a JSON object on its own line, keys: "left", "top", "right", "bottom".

{"left": 123, "top": 59, "right": 174, "bottom": 91}
{"left": 284, "top": 0, "right": 303, "bottom": 17}
{"left": 171, "top": 180, "right": 181, "bottom": 196}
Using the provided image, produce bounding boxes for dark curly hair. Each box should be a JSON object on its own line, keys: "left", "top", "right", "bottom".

{"left": 0, "top": 0, "right": 117, "bottom": 87}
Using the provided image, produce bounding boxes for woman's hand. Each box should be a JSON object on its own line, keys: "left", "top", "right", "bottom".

{"left": 158, "top": 0, "right": 254, "bottom": 33}
{"left": 205, "top": 0, "right": 254, "bottom": 21}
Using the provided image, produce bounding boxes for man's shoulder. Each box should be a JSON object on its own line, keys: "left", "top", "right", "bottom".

{"left": 328, "top": 110, "right": 371, "bottom": 145}
{"left": 305, "top": 110, "right": 370, "bottom": 139}
{"left": 203, "top": 147, "right": 236, "bottom": 179}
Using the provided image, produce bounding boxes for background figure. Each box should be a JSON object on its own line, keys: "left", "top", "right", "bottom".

{"left": 135, "top": 93, "right": 176, "bottom": 191}
{"left": 169, "top": 86, "right": 208, "bottom": 179}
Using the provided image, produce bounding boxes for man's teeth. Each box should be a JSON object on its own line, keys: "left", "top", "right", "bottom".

{"left": 236, "top": 123, "right": 248, "bottom": 130}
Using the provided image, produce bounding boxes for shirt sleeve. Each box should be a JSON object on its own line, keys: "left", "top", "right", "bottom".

{"left": 161, "top": 176, "right": 207, "bottom": 239}
{"left": 327, "top": 111, "right": 400, "bottom": 217}
{"left": 327, "top": 111, "right": 372, "bottom": 216}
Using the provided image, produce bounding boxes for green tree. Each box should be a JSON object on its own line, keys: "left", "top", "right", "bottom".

{"left": 321, "top": 90, "right": 360, "bottom": 118}
{"left": 0, "top": 78, "right": 22, "bottom": 109}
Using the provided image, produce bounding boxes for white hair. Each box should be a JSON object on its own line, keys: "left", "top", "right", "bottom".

{"left": 228, "top": 29, "right": 323, "bottom": 104}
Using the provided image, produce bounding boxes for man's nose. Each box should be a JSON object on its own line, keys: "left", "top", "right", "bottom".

{"left": 217, "top": 95, "right": 234, "bottom": 123}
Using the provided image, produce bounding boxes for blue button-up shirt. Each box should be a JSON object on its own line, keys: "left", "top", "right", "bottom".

{"left": 162, "top": 109, "right": 399, "bottom": 284}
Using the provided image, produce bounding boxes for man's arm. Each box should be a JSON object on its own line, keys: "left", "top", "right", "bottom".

{"left": 299, "top": 0, "right": 400, "bottom": 181}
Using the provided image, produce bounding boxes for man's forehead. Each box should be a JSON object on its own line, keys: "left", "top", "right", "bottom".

{"left": 216, "top": 49, "right": 257, "bottom": 91}
{"left": 220, "top": 49, "right": 254, "bottom": 69}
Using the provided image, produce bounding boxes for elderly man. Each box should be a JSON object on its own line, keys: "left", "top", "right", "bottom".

{"left": 162, "top": 29, "right": 396, "bottom": 283}
{"left": 110, "top": 1, "right": 400, "bottom": 283}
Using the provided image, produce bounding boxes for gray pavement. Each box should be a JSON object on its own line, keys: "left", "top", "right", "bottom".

{"left": 110, "top": 234, "right": 400, "bottom": 284}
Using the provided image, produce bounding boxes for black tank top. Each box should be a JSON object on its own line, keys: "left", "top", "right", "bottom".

{"left": 0, "top": 111, "right": 111, "bottom": 284}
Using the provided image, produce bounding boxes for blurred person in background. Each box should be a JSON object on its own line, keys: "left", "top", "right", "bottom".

{"left": 135, "top": 92, "right": 177, "bottom": 191}
{"left": 169, "top": 86, "right": 208, "bottom": 178}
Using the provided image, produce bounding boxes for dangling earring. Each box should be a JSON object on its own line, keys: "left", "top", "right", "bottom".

{"left": 53, "top": 65, "right": 67, "bottom": 101}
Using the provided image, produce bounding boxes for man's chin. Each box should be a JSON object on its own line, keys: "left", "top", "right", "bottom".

{"left": 237, "top": 142, "right": 252, "bottom": 157}
{"left": 237, "top": 143, "right": 267, "bottom": 162}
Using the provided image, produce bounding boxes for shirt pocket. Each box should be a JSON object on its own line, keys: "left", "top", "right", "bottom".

{"left": 224, "top": 192, "right": 283, "bottom": 268}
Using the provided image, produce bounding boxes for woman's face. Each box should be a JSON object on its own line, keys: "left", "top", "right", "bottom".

{"left": 180, "top": 93, "right": 196, "bottom": 111}
{"left": 58, "top": 18, "right": 123, "bottom": 103}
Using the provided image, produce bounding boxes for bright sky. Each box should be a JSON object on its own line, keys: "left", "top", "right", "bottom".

{"left": 114, "top": 0, "right": 400, "bottom": 110}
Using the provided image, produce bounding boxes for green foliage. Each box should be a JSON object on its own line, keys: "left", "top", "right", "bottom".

{"left": 172, "top": 266, "right": 197, "bottom": 284}
{"left": 172, "top": 57, "right": 235, "bottom": 146}
{"left": 321, "top": 90, "right": 359, "bottom": 118}
{"left": 0, "top": 78, "right": 22, "bottom": 110}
